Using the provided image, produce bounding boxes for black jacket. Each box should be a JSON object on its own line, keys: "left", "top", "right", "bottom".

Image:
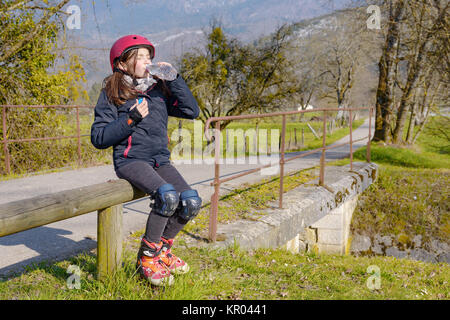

{"left": 91, "top": 75, "right": 199, "bottom": 171}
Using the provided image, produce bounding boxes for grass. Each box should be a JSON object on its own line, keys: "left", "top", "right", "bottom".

{"left": 181, "top": 167, "right": 319, "bottom": 240}
{"left": 1, "top": 240, "right": 448, "bottom": 300}
{"left": 329, "top": 116, "right": 450, "bottom": 252}
{"left": 1, "top": 115, "right": 448, "bottom": 300}
{"left": 352, "top": 143, "right": 449, "bottom": 169}
{"left": 167, "top": 117, "right": 365, "bottom": 160}
{"left": 350, "top": 165, "right": 449, "bottom": 248}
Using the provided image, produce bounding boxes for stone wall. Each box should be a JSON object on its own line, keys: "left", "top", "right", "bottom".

{"left": 213, "top": 162, "right": 378, "bottom": 255}
{"left": 350, "top": 233, "right": 450, "bottom": 263}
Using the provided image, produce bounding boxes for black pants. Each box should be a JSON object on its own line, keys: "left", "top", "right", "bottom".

{"left": 116, "top": 160, "right": 193, "bottom": 243}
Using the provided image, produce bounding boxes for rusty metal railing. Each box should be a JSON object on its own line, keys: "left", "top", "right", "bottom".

{"left": 204, "top": 107, "right": 373, "bottom": 242}
{"left": 1, "top": 105, "right": 95, "bottom": 175}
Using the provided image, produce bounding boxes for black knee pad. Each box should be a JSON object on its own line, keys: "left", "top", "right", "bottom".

{"left": 151, "top": 183, "right": 179, "bottom": 217}
{"left": 178, "top": 189, "right": 202, "bottom": 221}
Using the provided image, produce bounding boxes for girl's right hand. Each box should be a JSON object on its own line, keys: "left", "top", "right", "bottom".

{"left": 130, "top": 98, "right": 149, "bottom": 118}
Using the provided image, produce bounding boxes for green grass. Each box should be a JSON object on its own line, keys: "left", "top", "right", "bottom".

{"left": 352, "top": 143, "right": 449, "bottom": 169}
{"left": 181, "top": 167, "right": 319, "bottom": 240}
{"left": 1, "top": 239, "right": 448, "bottom": 300}
{"left": 328, "top": 116, "right": 450, "bottom": 252}
{"left": 1, "top": 115, "right": 448, "bottom": 300}
{"left": 167, "top": 118, "right": 365, "bottom": 160}
{"left": 350, "top": 165, "right": 449, "bottom": 247}
{"left": 351, "top": 116, "right": 450, "bottom": 169}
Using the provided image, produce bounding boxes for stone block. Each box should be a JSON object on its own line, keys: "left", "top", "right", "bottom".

{"left": 350, "top": 234, "right": 371, "bottom": 252}
{"left": 317, "top": 243, "right": 344, "bottom": 255}
{"left": 311, "top": 212, "right": 343, "bottom": 229}
{"left": 317, "top": 228, "right": 344, "bottom": 245}
{"left": 212, "top": 163, "right": 378, "bottom": 258}
{"left": 285, "top": 234, "right": 299, "bottom": 254}
{"left": 385, "top": 246, "right": 408, "bottom": 259}
{"left": 305, "top": 227, "right": 317, "bottom": 244}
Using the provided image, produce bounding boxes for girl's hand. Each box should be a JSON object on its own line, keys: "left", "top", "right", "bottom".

{"left": 130, "top": 98, "right": 149, "bottom": 118}
{"left": 155, "top": 62, "right": 178, "bottom": 81}
{"left": 157, "top": 61, "right": 173, "bottom": 68}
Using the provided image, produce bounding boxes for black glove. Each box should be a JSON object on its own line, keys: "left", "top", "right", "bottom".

{"left": 128, "top": 106, "right": 143, "bottom": 124}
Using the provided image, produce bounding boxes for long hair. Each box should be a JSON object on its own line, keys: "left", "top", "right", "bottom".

{"left": 103, "top": 49, "right": 140, "bottom": 107}
{"left": 103, "top": 47, "right": 172, "bottom": 106}
{"left": 156, "top": 79, "right": 172, "bottom": 99}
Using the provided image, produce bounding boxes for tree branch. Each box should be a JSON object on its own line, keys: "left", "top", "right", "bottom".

{"left": 0, "top": 0, "right": 71, "bottom": 63}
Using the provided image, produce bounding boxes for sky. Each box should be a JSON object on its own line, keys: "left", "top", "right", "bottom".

{"left": 59, "top": 0, "right": 352, "bottom": 85}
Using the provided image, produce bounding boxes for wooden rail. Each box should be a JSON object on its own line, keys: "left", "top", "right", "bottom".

{"left": 0, "top": 107, "right": 373, "bottom": 276}
{"left": 0, "top": 179, "right": 146, "bottom": 280}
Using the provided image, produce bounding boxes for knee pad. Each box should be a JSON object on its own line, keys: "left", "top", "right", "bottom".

{"left": 178, "top": 189, "right": 202, "bottom": 221}
{"left": 151, "top": 183, "right": 179, "bottom": 217}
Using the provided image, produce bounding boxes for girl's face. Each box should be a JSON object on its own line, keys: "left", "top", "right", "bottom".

{"left": 119, "top": 47, "right": 152, "bottom": 78}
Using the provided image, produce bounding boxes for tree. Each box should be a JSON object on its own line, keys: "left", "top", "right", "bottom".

{"left": 0, "top": 0, "right": 89, "bottom": 174}
{"left": 373, "top": 0, "right": 405, "bottom": 142}
{"left": 179, "top": 24, "right": 232, "bottom": 124}
{"left": 315, "top": 10, "right": 367, "bottom": 123}
{"left": 0, "top": 0, "right": 88, "bottom": 105}
{"left": 179, "top": 23, "right": 300, "bottom": 130}
{"left": 373, "top": 0, "right": 448, "bottom": 144}
{"left": 391, "top": 0, "right": 449, "bottom": 144}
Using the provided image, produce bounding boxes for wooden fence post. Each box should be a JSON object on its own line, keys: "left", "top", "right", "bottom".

{"left": 307, "top": 123, "right": 320, "bottom": 139}
{"left": 301, "top": 128, "right": 304, "bottom": 147}
{"left": 294, "top": 128, "right": 297, "bottom": 148}
{"left": 97, "top": 204, "right": 123, "bottom": 280}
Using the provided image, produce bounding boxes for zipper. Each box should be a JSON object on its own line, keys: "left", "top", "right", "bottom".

{"left": 124, "top": 136, "right": 132, "bottom": 158}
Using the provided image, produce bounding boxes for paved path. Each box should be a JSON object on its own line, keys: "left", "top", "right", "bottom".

{"left": 0, "top": 117, "right": 373, "bottom": 276}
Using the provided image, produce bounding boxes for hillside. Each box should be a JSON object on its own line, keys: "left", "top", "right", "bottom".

{"left": 60, "top": 0, "right": 352, "bottom": 89}
{"left": 62, "top": 1, "right": 381, "bottom": 110}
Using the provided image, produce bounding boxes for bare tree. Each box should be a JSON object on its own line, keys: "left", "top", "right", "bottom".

{"left": 373, "top": 0, "right": 406, "bottom": 142}
{"left": 391, "top": 0, "right": 449, "bottom": 144}
{"left": 373, "top": 0, "right": 449, "bottom": 144}
{"left": 180, "top": 24, "right": 299, "bottom": 130}
{"left": 315, "top": 9, "right": 368, "bottom": 123}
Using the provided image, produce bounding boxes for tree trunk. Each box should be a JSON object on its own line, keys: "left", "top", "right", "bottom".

{"left": 373, "top": 0, "right": 405, "bottom": 143}
{"left": 405, "top": 101, "right": 417, "bottom": 144}
{"left": 392, "top": 91, "right": 412, "bottom": 144}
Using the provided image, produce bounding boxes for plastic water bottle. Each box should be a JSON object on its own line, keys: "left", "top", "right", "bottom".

{"left": 146, "top": 63, "right": 177, "bottom": 81}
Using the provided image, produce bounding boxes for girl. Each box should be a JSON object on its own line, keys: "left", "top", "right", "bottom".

{"left": 91, "top": 35, "right": 202, "bottom": 286}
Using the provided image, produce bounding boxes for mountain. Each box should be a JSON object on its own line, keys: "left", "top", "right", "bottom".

{"left": 61, "top": 0, "right": 352, "bottom": 90}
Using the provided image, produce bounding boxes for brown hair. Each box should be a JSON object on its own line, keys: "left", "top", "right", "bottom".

{"left": 103, "top": 48, "right": 140, "bottom": 106}
{"left": 103, "top": 47, "right": 172, "bottom": 106}
{"left": 157, "top": 79, "right": 172, "bottom": 99}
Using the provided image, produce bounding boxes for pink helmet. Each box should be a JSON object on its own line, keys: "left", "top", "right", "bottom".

{"left": 109, "top": 35, "right": 155, "bottom": 71}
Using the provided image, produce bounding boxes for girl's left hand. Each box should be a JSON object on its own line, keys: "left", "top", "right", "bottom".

{"left": 157, "top": 62, "right": 178, "bottom": 80}
{"left": 157, "top": 62, "right": 173, "bottom": 68}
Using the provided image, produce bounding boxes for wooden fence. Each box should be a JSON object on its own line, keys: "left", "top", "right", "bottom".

{"left": 0, "top": 107, "right": 372, "bottom": 277}
{"left": 0, "top": 179, "right": 146, "bottom": 280}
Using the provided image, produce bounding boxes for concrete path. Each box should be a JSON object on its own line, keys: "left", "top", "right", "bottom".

{"left": 0, "top": 116, "right": 373, "bottom": 276}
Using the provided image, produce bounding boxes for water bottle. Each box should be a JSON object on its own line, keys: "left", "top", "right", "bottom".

{"left": 146, "top": 63, "right": 177, "bottom": 81}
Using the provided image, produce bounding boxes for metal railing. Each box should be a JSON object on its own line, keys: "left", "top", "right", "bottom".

{"left": 1, "top": 104, "right": 373, "bottom": 245}
{"left": 1, "top": 105, "right": 94, "bottom": 175}
{"left": 204, "top": 107, "right": 373, "bottom": 242}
